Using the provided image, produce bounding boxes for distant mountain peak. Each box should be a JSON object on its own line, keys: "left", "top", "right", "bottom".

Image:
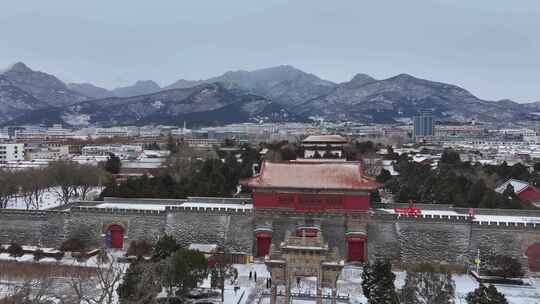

{"left": 134, "top": 80, "right": 159, "bottom": 86}
{"left": 5, "top": 61, "right": 33, "bottom": 73}
{"left": 112, "top": 80, "right": 161, "bottom": 98}
{"left": 349, "top": 73, "right": 376, "bottom": 85}
{"left": 391, "top": 73, "right": 417, "bottom": 81}
{"left": 2, "top": 61, "right": 88, "bottom": 107}
{"left": 68, "top": 82, "right": 114, "bottom": 99}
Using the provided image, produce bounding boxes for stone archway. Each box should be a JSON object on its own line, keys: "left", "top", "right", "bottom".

{"left": 527, "top": 243, "right": 540, "bottom": 272}
{"left": 106, "top": 224, "right": 125, "bottom": 249}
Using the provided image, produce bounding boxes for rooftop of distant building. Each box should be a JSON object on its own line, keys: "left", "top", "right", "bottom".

{"left": 302, "top": 134, "right": 348, "bottom": 143}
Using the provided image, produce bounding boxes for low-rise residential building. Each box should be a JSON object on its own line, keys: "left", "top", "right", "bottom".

{"left": 45, "top": 124, "right": 71, "bottom": 140}
{"left": 0, "top": 143, "right": 24, "bottom": 162}
{"left": 14, "top": 128, "right": 46, "bottom": 142}
{"left": 95, "top": 127, "right": 130, "bottom": 138}
{"left": 81, "top": 144, "right": 143, "bottom": 159}
{"left": 25, "top": 144, "right": 70, "bottom": 160}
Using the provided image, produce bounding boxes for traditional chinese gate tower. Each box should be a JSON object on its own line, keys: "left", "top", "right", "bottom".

{"left": 241, "top": 160, "right": 380, "bottom": 262}
{"left": 265, "top": 233, "right": 344, "bottom": 304}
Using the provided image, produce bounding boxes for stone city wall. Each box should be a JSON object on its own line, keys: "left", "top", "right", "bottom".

{"left": 0, "top": 210, "right": 69, "bottom": 248}
{"left": 165, "top": 207, "right": 254, "bottom": 253}
{"left": 0, "top": 202, "right": 538, "bottom": 272}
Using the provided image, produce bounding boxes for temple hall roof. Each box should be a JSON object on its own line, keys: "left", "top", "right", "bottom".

{"left": 241, "top": 161, "right": 380, "bottom": 191}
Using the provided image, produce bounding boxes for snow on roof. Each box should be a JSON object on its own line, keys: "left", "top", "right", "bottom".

{"left": 93, "top": 201, "right": 253, "bottom": 211}
{"left": 95, "top": 203, "right": 169, "bottom": 211}
{"left": 141, "top": 150, "right": 170, "bottom": 158}
{"left": 188, "top": 243, "right": 218, "bottom": 253}
{"left": 379, "top": 208, "right": 540, "bottom": 224}
{"left": 495, "top": 179, "right": 530, "bottom": 194}
{"left": 303, "top": 135, "right": 347, "bottom": 143}
{"left": 241, "top": 161, "right": 380, "bottom": 190}
{"left": 473, "top": 214, "right": 540, "bottom": 224}
{"left": 121, "top": 160, "right": 163, "bottom": 169}
{"left": 181, "top": 202, "right": 253, "bottom": 210}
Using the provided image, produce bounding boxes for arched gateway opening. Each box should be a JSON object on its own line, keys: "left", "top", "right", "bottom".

{"left": 527, "top": 243, "right": 540, "bottom": 272}
{"left": 106, "top": 224, "right": 125, "bottom": 249}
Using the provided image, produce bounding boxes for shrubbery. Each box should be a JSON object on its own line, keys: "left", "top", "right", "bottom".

{"left": 7, "top": 243, "right": 24, "bottom": 258}
{"left": 60, "top": 238, "right": 87, "bottom": 252}
{"left": 126, "top": 240, "right": 153, "bottom": 259}
{"left": 33, "top": 249, "right": 45, "bottom": 261}
{"left": 54, "top": 251, "right": 65, "bottom": 261}
{"left": 483, "top": 255, "right": 524, "bottom": 278}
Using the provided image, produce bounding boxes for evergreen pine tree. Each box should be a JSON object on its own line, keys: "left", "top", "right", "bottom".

{"left": 104, "top": 153, "right": 121, "bottom": 174}
{"left": 362, "top": 260, "right": 399, "bottom": 304}
{"left": 152, "top": 234, "right": 179, "bottom": 260}
{"left": 376, "top": 169, "right": 392, "bottom": 183}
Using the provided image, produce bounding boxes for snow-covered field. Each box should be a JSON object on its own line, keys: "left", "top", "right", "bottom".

{"left": 4, "top": 187, "right": 103, "bottom": 210}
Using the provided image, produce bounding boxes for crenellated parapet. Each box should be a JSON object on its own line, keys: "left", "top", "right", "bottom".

{"left": 165, "top": 205, "right": 253, "bottom": 215}
{"left": 370, "top": 211, "right": 539, "bottom": 231}
{"left": 70, "top": 206, "right": 166, "bottom": 216}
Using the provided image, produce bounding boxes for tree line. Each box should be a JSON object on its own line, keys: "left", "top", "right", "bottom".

{"left": 101, "top": 143, "right": 260, "bottom": 199}
{"left": 380, "top": 148, "right": 540, "bottom": 209}
{"left": 0, "top": 161, "right": 108, "bottom": 209}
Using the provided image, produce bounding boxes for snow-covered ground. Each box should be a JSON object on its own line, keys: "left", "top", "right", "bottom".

{"left": 0, "top": 250, "right": 126, "bottom": 303}
{"left": 4, "top": 187, "right": 103, "bottom": 210}
{"left": 0, "top": 248, "right": 125, "bottom": 268}
{"left": 254, "top": 264, "right": 540, "bottom": 304}
{"left": 0, "top": 258, "right": 538, "bottom": 304}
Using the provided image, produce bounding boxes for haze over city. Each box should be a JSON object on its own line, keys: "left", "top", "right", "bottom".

{"left": 1, "top": 0, "right": 540, "bottom": 102}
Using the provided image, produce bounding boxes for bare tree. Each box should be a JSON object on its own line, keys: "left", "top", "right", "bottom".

{"left": 2, "top": 274, "right": 56, "bottom": 304}
{"left": 48, "top": 161, "right": 80, "bottom": 205}
{"left": 15, "top": 168, "right": 50, "bottom": 210}
{"left": 54, "top": 252, "right": 125, "bottom": 304}
{"left": 75, "top": 165, "right": 106, "bottom": 201}
{"left": 0, "top": 169, "right": 17, "bottom": 209}
{"left": 164, "top": 145, "right": 196, "bottom": 182}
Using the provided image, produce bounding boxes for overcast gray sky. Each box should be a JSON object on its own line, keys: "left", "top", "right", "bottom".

{"left": 1, "top": 0, "right": 539, "bottom": 102}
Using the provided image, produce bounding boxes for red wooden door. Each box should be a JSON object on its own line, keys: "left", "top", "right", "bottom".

{"left": 527, "top": 243, "right": 540, "bottom": 272}
{"left": 256, "top": 237, "right": 271, "bottom": 257}
{"left": 108, "top": 225, "right": 124, "bottom": 249}
{"left": 347, "top": 241, "right": 364, "bottom": 262}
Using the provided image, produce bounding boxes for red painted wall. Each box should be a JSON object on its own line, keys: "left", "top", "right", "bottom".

{"left": 518, "top": 186, "right": 540, "bottom": 203}
{"left": 527, "top": 243, "right": 540, "bottom": 272}
{"left": 252, "top": 191, "right": 370, "bottom": 212}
